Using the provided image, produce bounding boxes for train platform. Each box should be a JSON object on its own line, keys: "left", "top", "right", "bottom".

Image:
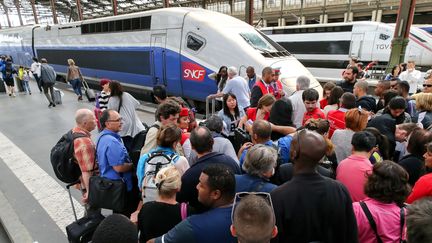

{"left": 0, "top": 80, "right": 157, "bottom": 242}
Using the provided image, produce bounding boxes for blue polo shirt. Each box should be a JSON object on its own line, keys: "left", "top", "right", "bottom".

{"left": 239, "top": 140, "right": 275, "bottom": 169}
{"left": 96, "top": 129, "right": 133, "bottom": 191}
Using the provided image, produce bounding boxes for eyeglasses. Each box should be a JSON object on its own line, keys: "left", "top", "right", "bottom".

{"left": 423, "top": 84, "right": 432, "bottom": 88}
{"left": 231, "top": 192, "right": 274, "bottom": 223}
{"left": 107, "top": 117, "right": 123, "bottom": 122}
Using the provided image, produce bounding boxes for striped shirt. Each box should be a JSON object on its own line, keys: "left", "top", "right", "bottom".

{"left": 98, "top": 91, "right": 110, "bottom": 111}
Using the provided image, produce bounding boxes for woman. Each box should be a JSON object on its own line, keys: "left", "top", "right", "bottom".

{"left": 235, "top": 144, "right": 277, "bottom": 193}
{"left": 178, "top": 107, "right": 190, "bottom": 145}
{"left": 107, "top": 80, "right": 145, "bottom": 151}
{"left": 239, "top": 94, "right": 276, "bottom": 133}
{"left": 218, "top": 93, "right": 245, "bottom": 137}
{"left": 209, "top": 66, "right": 228, "bottom": 93}
{"left": 66, "top": 59, "right": 84, "bottom": 101}
{"left": 375, "top": 96, "right": 411, "bottom": 124}
{"left": 319, "top": 82, "right": 336, "bottom": 109}
{"left": 398, "top": 129, "right": 432, "bottom": 186}
{"left": 97, "top": 79, "right": 111, "bottom": 111}
{"left": 364, "top": 127, "right": 391, "bottom": 164}
{"left": 269, "top": 97, "right": 294, "bottom": 141}
{"left": 137, "top": 166, "right": 194, "bottom": 243}
{"left": 353, "top": 161, "right": 410, "bottom": 243}
{"left": 406, "top": 142, "right": 432, "bottom": 203}
{"left": 385, "top": 65, "right": 401, "bottom": 81}
{"left": 323, "top": 86, "right": 344, "bottom": 115}
{"left": 331, "top": 108, "right": 369, "bottom": 163}
{"left": 413, "top": 93, "right": 432, "bottom": 129}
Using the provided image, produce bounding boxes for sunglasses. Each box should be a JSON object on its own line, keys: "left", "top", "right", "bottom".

{"left": 423, "top": 84, "right": 432, "bottom": 88}
{"left": 107, "top": 117, "right": 123, "bottom": 122}
{"left": 231, "top": 192, "right": 274, "bottom": 223}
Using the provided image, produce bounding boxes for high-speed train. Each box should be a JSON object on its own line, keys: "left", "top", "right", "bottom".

{"left": 261, "top": 21, "right": 432, "bottom": 70}
{"left": 0, "top": 7, "right": 322, "bottom": 105}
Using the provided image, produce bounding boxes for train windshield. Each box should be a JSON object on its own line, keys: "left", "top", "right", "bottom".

{"left": 240, "top": 31, "right": 278, "bottom": 53}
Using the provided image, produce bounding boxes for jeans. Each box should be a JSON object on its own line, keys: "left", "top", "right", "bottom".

{"left": 70, "top": 78, "right": 82, "bottom": 96}
{"left": 43, "top": 83, "right": 55, "bottom": 104}
{"left": 33, "top": 74, "right": 42, "bottom": 92}
{"left": 23, "top": 81, "right": 31, "bottom": 94}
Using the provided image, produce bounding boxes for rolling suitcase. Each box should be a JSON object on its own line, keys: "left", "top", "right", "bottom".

{"left": 0, "top": 80, "right": 6, "bottom": 93}
{"left": 53, "top": 88, "right": 62, "bottom": 105}
{"left": 65, "top": 182, "right": 105, "bottom": 243}
{"left": 15, "top": 77, "right": 24, "bottom": 92}
{"left": 82, "top": 80, "right": 96, "bottom": 102}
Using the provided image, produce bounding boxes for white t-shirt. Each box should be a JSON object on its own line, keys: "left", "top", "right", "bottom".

{"left": 30, "top": 62, "right": 41, "bottom": 77}
{"left": 222, "top": 76, "right": 250, "bottom": 108}
{"left": 399, "top": 69, "right": 422, "bottom": 94}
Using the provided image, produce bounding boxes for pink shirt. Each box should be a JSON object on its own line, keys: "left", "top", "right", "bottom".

{"left": 353, "top": 198, "right": 406, "bottom": 243}
{"left": 336, "top": 154, "right": 372, "bottom": 202}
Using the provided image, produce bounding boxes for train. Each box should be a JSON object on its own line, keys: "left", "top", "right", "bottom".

{"left": 0, "top": 7, "right": 322, "bottom": 106}
{"left": 261, "top": 21, "right": 432, "bottom": 70}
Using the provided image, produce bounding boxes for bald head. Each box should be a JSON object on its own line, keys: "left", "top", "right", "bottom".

{"left": 252, "top": 120, "right": 272, "bottom": 143}
{"left": 75, "top": 109, "right": 96, "bottom": 132}
{"left": 290, "top": 130, "right": 326, "bottom": 168}
{"left": 190, "top": 126, "right": 214, "bottom": 154}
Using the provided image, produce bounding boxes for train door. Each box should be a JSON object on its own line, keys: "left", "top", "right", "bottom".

{"left": 150, "top": 33, "right": 167, "bottom": 86}
{"left": 350, "top": 33, "right": 364, "bottom": 58}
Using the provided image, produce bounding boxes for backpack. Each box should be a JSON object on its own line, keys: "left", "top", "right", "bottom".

{"left": 141, "top": 151, "right": 179, "bottom": 202}
{"left": 50, "top": 130, "right": 86, "bottom": 183}
{"left": 129, "top": 123, "right": 158, "bottom": 167}
{"left": 5, "top": 63, "right": 13, "bottom": 78}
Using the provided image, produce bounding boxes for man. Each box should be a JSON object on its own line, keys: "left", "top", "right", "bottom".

{"left": 354, "top": 80, "right": 376, "bottom": 112}
{"left": 153, "top": 85, "right": 167, "bottom": 104}
{"left": 150, "top": 164, "right": 236, "bottom": 243}
{"left": 337, "top": 66, "right": 358, "bottom": 93}
{"left": 177, "top": 126, "right": 241, "bottom": 212}
{"left": 289, "top": 75, "right": 310, "bottom": 128}
{"left": 209, "top": 66, "right": 250, "bottom": 110}
{"left": 374, "top": 80, "right": 390, "bottom": 113}
{"left": 72, "top": 109, "right": 98, "bottom": 204}
{"left": 396, "top": 80, "right": 410, "bottom": 99}
{"left": 30, "top": 57, "right": 42, "bottom": 92}
{"left": 185, "top": 115, "right": 238, "bottom": 165}
{"left": 231, "top": 194, "right": 278, "bottom": 243}
{"left": 97, "top": 109, "right": 138, "bottom": 217}
{"left": 140, "top": 101, "right": 181, "bottom": 155}
{"left": 250, "top": 67, "right": 273, "bottom": 107}
{"left": 271, "top": 130, "right": 357, "bottom": 243}
{"left": 336, "top": 131, "right": 375, "bottom": 202}
{"left": 245, "top": 66, "right": 260, "bottom": 90}
{"left": 407, "top": 198, "right": 432, "bottom": 243}
{"left": 39, "top": 58, "right": 57, "bottom": 107}
{"left": 0, "top": 58, "right": 17, "bottom": 97}
{"left": 421, "top": 69, "right": 432, "bottom": 93}
{"left": 238, "top": 120, "right": 274, "bottom": 166}
{"left": 327, "top": 92, "right": 356, "bottom": 138}
{"left": 399, "top": 60, "right": 422, "bottom": 94}
{"left": 301, "top": 88, "right": 325, "bottom": 126}
{"left": 92, "top": 214, "right": 138, "bottom": 243}
{"left": 271, "top": 69, "right": 285, "bottom": 99}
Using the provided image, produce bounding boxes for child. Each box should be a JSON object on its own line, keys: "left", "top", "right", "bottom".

{"left": 22, "top": 68, "right": 32, "bottom": 95}
{"left": 302, "top": 88, "right": 325, "bottom": 126}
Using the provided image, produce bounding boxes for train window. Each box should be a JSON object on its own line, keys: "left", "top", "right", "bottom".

{"left": 308, "top": 28, "right": 316, "bottom": 33}
{"left": 317, "top": 27, "right": 325, "bottom": 32}
{"left": 273, "top": 29, "right": 284, "bottom": 34}
{"left": 116, "top": 20, "right": 123, "bottom": 31}
{"left": 187, "top": 34, "right": 205, "bottom": 51}
{"left": 141, "top": 16, "right": 151, "bottom": 30}
{"left": 95, "top": 23, "right": 102, "bottom": 33}
{"left": 102, "top": 22, "right": 109, "bottom": 32}
{"left": 379, "top": 33, "right": 390, "bottom": 40}
{"left": 89, "top": 24, "right": 95, "bottom": 33}
{"left": 240, "top": 32, "right": 278, "bottom": 53}
{"left": 132, "top": 18, "right": 141, "bottom": 30}
{"left": 109, "top": 21, "right": 115, "bottom": 32}
{"left": 258, "top": 30, "right": 288, "bottom": 53}
{"left": 123, "top": 19, "right": 132, "bottom": 31}
{"left": 81, "top": 24, "right": 89, "bottom": 34}
{"left": 261, "top": 30, "right": 272, "bottom": 35}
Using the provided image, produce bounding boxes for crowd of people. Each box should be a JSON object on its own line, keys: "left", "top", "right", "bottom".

{"left": 3, "top": 53, "right": 432, "bottom": 242}
{"left": 64, "top": 59, "right": 432, "bottom": 243}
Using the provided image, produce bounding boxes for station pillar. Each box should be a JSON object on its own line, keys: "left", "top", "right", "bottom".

{"left": 30, "top": 0, "right": 39, "bottom": 24}
{"left": 278, "top": 18, "right": 285, "bottom": 26}
{"left": 245, "top": 0, "right": 253, "bottom": 25}
{"left": 76, "top": 0, "right": 83, "bottom": 21}
{"left": 262, "top": 19, "right": 267, "bottom": 27}
{"left": 15, "top": 0, "right": 23, "bottom": 26}
{"left": 344, "top": 12, "right": 353, "bottom": 22}
{"left": 49, "top": 0, "right": 58, "bottom": 24}
{"left": 112, "top": 0, "right": 118, "bottom": 16}
{"left": 320, "top": 14, "right": 328, "bottom": 24}
{"left": 386, "top": 0, "right": 416, "bottom": 73}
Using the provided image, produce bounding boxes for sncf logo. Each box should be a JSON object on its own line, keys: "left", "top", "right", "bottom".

{"left": 182, "top": 62, "right": 206, "bottom": 82}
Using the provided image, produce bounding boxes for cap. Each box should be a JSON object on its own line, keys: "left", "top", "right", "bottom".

{"left": 424, "top": 69, "right": 432, "bottom": 80}
{"left": 179, "top": 107, "right": 189, "bottom": 117}
{"left": 273, "top": 67, "right": 281, "bottom": 75}
{"left": 100, "top": 78, "right": 111, "bottom": 86}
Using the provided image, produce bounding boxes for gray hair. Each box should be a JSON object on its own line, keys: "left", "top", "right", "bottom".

{"left": 243, "top": 144, "right": 277, "bottom": 177}
{"left": 75, "top": 108, "right": 93, "bottom": 125}
{"left": 205, "top": 115, "right": 223, "bottom": 133}
{"left": 354, "top": 80, "right": 369, "bottom": 92}
{"left": 296, "top": 75, "right": 310, "bottom": 90}
{"left": 407, "top": 198, "right": 432, "bottom": 243}
{"left": 228, "top": 66, "right": 238, "bottom": 76}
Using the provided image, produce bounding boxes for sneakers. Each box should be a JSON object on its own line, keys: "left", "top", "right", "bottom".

{"left": 48, "top": 102, "right": 56, "bottom": 108}
{"left": 12, "top": 93, "right": 16, "bottom": 97}
{"left": 78, "top": 96, "right": 83, "bottom": 101}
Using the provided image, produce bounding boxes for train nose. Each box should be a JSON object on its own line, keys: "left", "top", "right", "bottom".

{"left": 269, "top": 58, "right": 323, "bottom": 98}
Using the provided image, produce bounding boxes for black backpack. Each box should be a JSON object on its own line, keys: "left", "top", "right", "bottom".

{"left": 5, "top": 63, "right": 13, "bottom": 78}
{"left": 50, "top": 130, "right": 86, "bottom": 183}
{"left": 129, "top": 123, "right": 159, "bottom": 167}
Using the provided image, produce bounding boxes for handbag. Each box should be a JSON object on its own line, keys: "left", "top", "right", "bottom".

{"left": 234, "top": 127, "right": 251, "bottom": 146}
{"left": 88, "top": 176, "right": 126, "bottom": 212}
